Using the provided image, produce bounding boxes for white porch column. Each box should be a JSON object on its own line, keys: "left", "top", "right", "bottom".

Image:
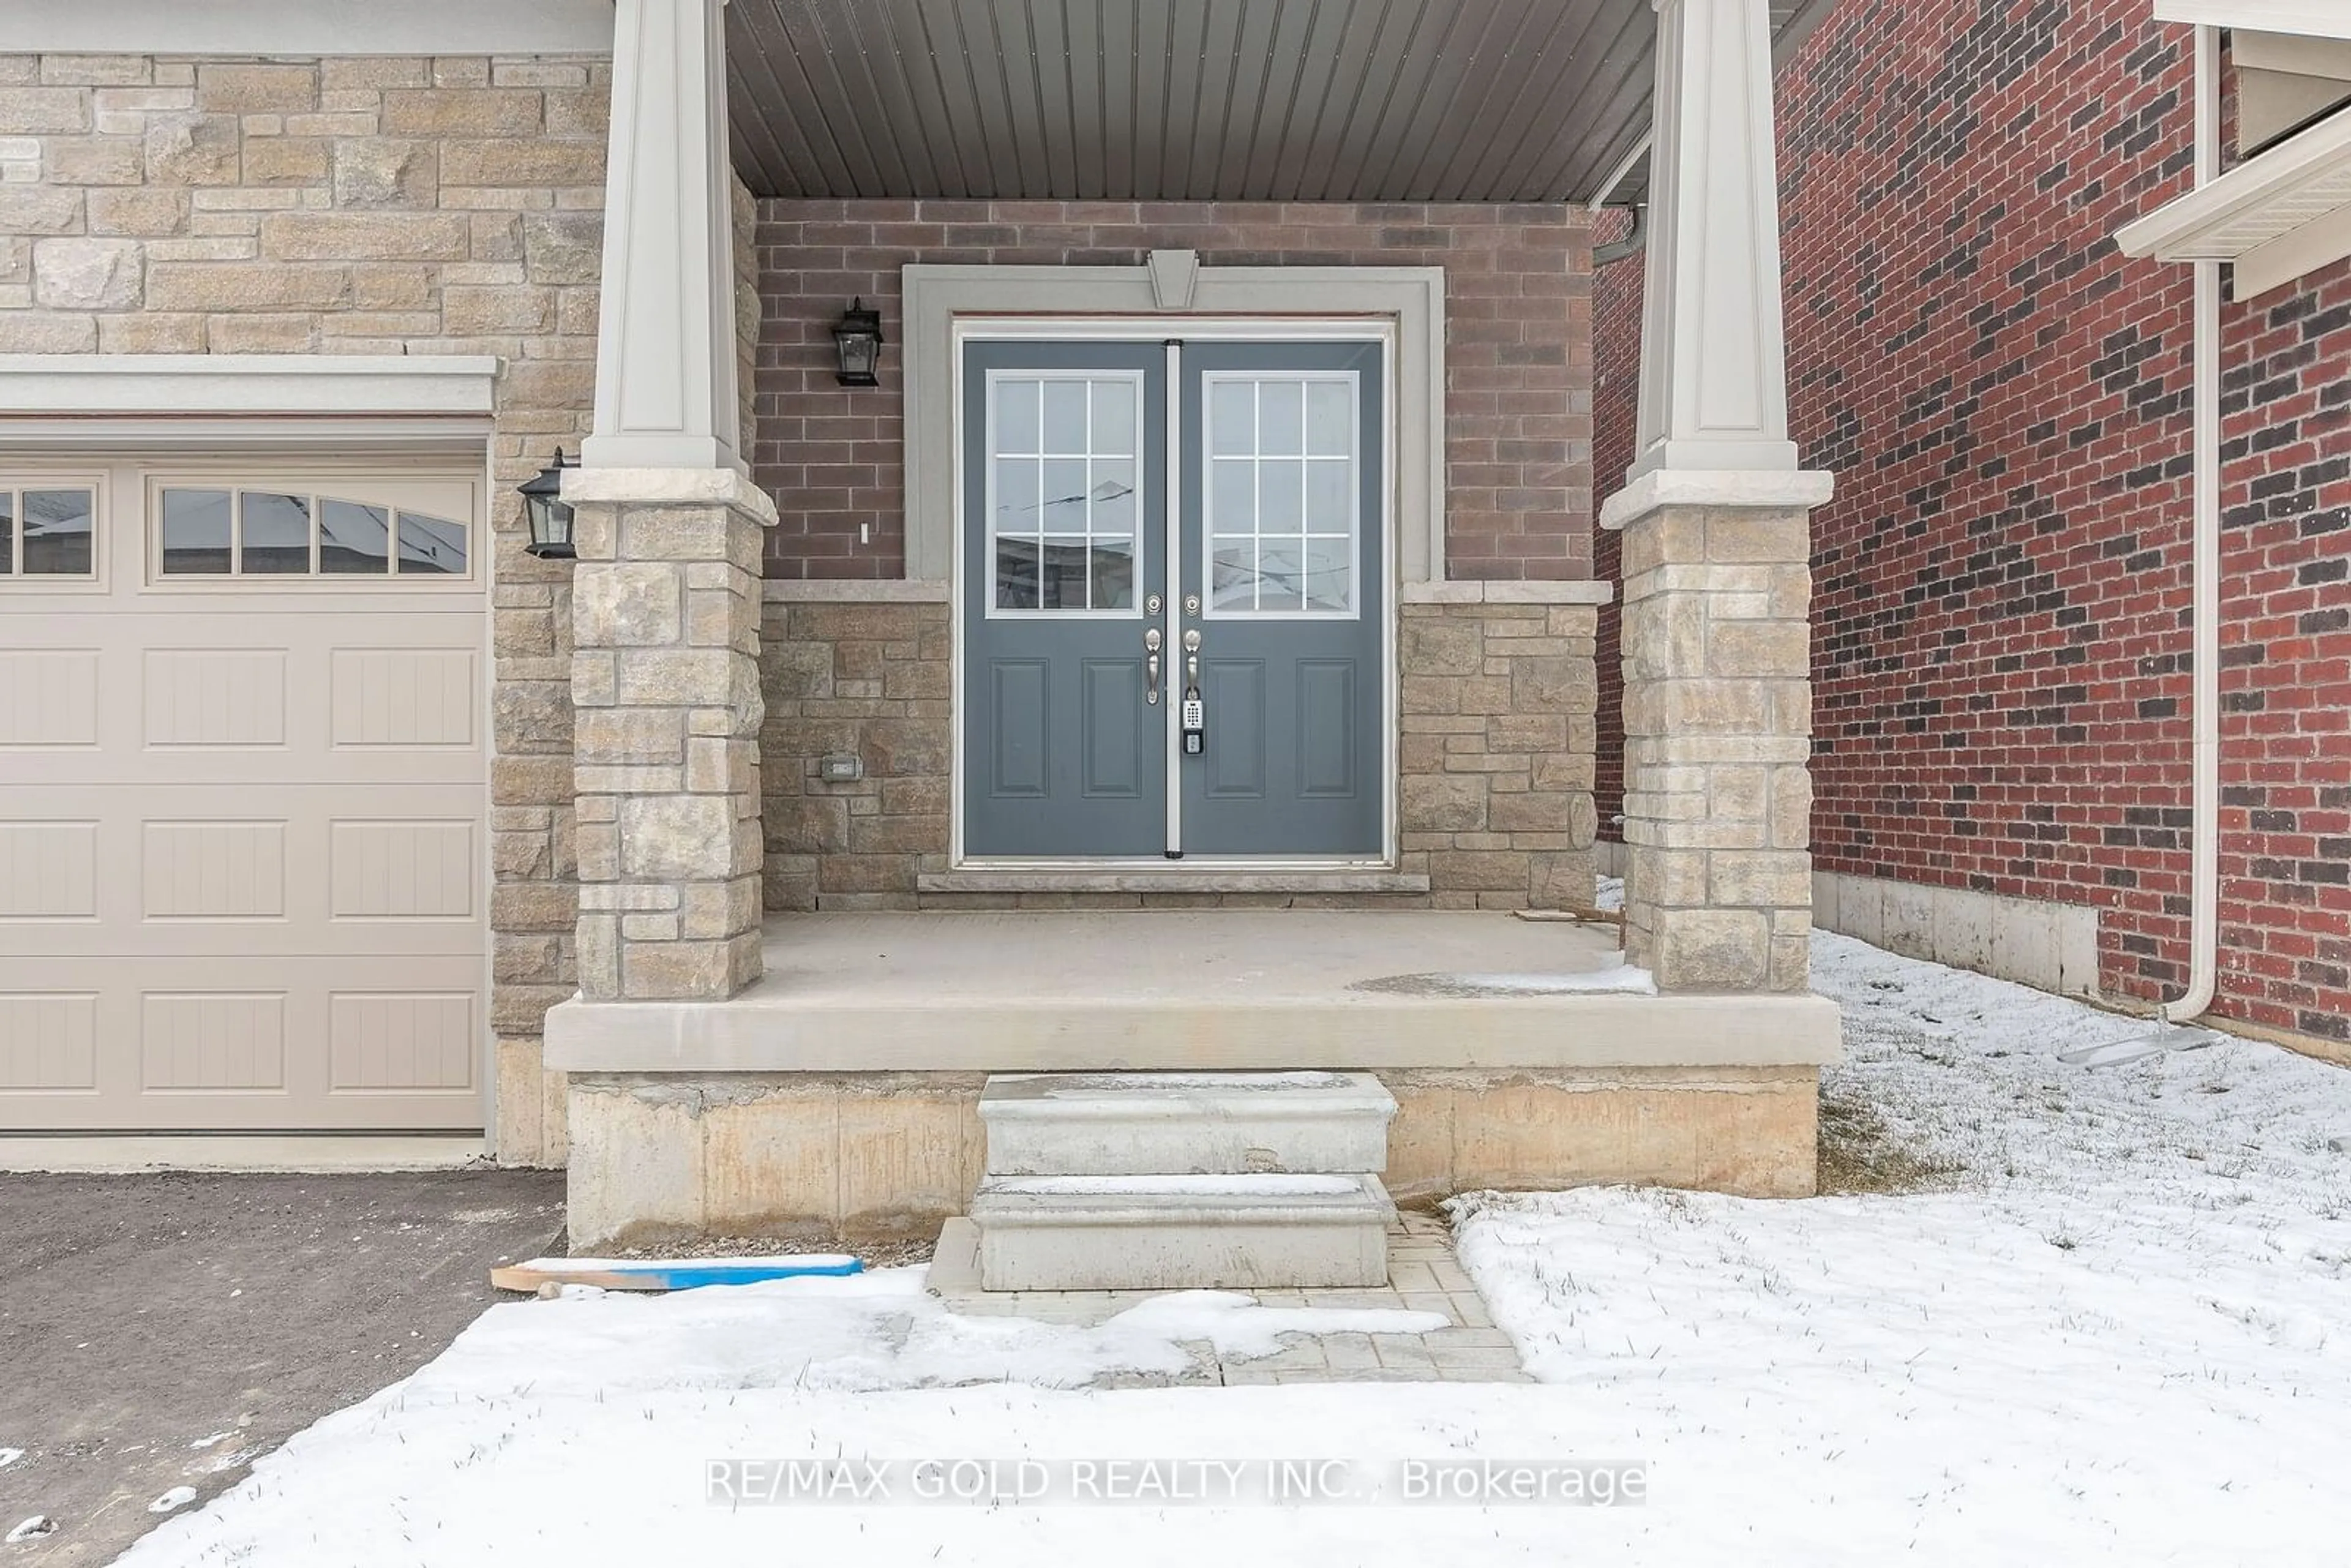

{"left": 582, "top": 0, "right": 743, "bottom": 473}
{"left": 1629, "top": 0, "right": 1801, "bottom": 479}
{"left": 1602, "top": 0, "right": 1833, "bottom": 994}
{"left": 570, "top": 0, "right": 775, "bottom": 1003}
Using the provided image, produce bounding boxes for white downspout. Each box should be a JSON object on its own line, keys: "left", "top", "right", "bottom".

{"left": 2164, "top": 21, "right": 2223, "bottom": 1024}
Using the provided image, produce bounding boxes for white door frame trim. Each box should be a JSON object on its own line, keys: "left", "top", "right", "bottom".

{"left": 947, "top": 315, "right": 1401, "bottom": 872}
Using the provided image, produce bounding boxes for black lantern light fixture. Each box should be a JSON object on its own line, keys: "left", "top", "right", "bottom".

{"left": 833, "top": 297, "right": 884, "bottom": 387}
{"left": 519, "top": 447, "right": 577, "bottom": 560}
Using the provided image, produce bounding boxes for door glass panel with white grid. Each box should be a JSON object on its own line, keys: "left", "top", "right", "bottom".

{"left": 961, "top": 336, "right": 1385, "bottom": 861}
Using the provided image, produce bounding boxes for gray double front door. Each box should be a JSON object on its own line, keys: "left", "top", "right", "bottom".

{"left": 962, "top": 337, "right": 1385, "bottom": 860}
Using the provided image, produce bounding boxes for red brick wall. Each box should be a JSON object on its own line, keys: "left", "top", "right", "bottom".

{"left": 1589, "top": 0, "right": 2350, "bottom": 1040}
{"left": 751, "top": 201, "right": 1595, "bottom": 582}
{"left": 1591, "top": 208, "right": 1643, "bottom": 844}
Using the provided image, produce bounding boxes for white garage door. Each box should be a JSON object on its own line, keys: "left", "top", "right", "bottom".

{"left": 0, "top": 460, "right": 489, "bottom": 1131}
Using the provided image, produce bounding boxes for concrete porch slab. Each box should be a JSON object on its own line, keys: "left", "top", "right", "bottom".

{"left": 544, "top": 911, "right": 1843, "bottom": 1073}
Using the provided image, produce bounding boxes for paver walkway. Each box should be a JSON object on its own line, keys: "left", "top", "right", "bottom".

{"left": 927, "top": 1212, "right": 1531, "bottom": 1386}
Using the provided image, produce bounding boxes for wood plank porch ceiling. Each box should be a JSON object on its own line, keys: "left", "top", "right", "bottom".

{"left": 726, "top": 0, "right": 1831, "bottom": 207}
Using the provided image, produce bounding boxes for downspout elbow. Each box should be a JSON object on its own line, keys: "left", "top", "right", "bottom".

{"left": 1594, "top": 204, "right": 1647, "bottom": 267}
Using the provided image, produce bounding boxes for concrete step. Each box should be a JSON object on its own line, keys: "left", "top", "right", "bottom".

{"left": 969, "top": 1172, "right": 1395, "bottom": 1291}
{"left": 978, "top": 1070, "right": 1395, "bottom": 1177}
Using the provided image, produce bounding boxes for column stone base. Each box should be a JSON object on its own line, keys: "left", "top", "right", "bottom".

{"left": 1613, "top": 488, "right": 1824, "bottom": 994}
{"left": 569, "top": 468, "right": 778, "bottom": 1002}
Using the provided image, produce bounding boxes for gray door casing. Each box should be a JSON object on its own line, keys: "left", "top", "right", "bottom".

{"left": 959, "top": 334, "right": 1386, "bottom": 861}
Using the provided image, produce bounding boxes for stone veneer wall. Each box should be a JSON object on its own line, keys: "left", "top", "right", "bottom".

{"left": 761, "top": 594, "right": 953, "bottom": 912}
{"left": 760, "top": 591, "right": 1600, "bottom": 910}
{"left": 0, "top": 52, "right": 611, "bottom": 1164}
{"left": 564, "top": 1063, "right": 1815, "bottom": 1246}
{"left": 1398, "top": 599, "right": 1602, "bottom": 908}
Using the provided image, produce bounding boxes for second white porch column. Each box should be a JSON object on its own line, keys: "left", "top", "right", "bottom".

{"left": 1603, "top": 0, "right": 1834, "bottom": 993}
{"left": 570, "top": 0, "right": 776, "bottom": 1003}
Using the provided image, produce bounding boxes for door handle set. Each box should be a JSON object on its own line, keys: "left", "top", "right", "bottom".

{"left": 1145, "top": 625, "right": 1209, "bottom": 755}
{"left": 1178, "top": 628, "right": 1205, "bottom": 756}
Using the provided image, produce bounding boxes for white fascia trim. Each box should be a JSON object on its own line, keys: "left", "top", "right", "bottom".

{"left": 2152, "top": 1, "right": 2351, "bottom": 42}
{"left": 0, "top": 0, "right": 612, "bottom": 56}
{"left": 0, "top": 355, "right": 501, "bottom": 416}
{"left": 2232, "top": 31, "right": 2351, "bottom": 81}
{"left": 2115, "top": 107, "right": 2351, "bottom": 296}
{"left": 1599, "top": 467, "right": 1836, "bottom": 530}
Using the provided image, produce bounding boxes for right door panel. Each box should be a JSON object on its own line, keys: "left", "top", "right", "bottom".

{"left": 1178, "top": 341, "right": 1385, "bottom": 857}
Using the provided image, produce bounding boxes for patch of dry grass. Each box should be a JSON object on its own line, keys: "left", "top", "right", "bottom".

{"left": 1817, "top": 1084, "right": 1963, "bottom": 1195}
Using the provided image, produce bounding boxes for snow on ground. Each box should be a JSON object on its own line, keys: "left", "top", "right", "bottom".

{"left": 118, "top": 923, "right": 2351, "bottom": 1567}
{"left": 1451, "top": 926, "right": 2351, "bottom": 1561}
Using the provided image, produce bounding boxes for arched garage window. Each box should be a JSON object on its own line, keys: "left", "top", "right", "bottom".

{"left": 157, "top": 486, "right": 470, "bottom": 579}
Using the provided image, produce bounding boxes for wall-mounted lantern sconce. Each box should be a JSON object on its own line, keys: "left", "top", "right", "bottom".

{"left": 518, "top": 448, "right": 577, "bottom": 560}
{"left": 833, "top": 298, "right": 884, "bottom": 387}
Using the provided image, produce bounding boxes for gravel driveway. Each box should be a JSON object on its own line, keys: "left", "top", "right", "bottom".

{"left": 0, "top": 1169, "right": 563, "bottom": 1566}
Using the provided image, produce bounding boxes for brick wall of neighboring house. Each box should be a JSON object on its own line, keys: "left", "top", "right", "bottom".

{"left": 1591, "top": 208, "right": 1642, "bottom": 848}
{"left": 1593, "top": 0, "right": 2351, "bottom": 1043}
{"left": 0, "top": 53, "right": 611, "bottom": 1158}
{"left": 750, "top": 200, "right": 1597, "bottom": 582}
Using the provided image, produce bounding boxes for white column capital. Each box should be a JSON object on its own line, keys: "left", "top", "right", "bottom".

{"left": 1627, "top": 0, "right": 1802, "bottom": 481}
{"left": 583, "top": 0, "right": 744, "bottom": 475}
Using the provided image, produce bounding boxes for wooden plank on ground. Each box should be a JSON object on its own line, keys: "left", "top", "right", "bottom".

{"left": 490, "top": 1256, "right": 864, "bottom": 1293}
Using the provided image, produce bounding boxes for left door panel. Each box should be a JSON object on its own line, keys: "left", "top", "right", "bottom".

{"left": 960, "top": 343, "right": 1168, "bottom": 858}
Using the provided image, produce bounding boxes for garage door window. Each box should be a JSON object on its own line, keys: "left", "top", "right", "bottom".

{"left": 0, "top": 485, "right": 96, "bottom": 577}
{"left": 159, "top": 486, "right": 470, "bottom": 579}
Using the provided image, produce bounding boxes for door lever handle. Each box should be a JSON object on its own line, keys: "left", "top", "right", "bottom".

{"left": 1144, "top": 628, "right": 1162, "bottom": 705}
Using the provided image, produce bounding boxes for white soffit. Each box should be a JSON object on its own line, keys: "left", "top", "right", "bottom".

{"left": 2153, "top": 1, "right": 2351, "bottom": 40}
{"left": 2115, "top": 107, "right": 2351, "bottom": 298}
{"left": 0, "top": 355, "right": 501, "bottom": 416}
{"left": 0, "top": 0, "right": 612, "bottom": 56}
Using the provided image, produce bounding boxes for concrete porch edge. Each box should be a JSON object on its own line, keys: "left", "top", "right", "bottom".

{"left": 546, "top": 911, "right": 1842, "bottom": 1074}
{"left": 544, "top": 991, "right": 1842, "bottom": 1073}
